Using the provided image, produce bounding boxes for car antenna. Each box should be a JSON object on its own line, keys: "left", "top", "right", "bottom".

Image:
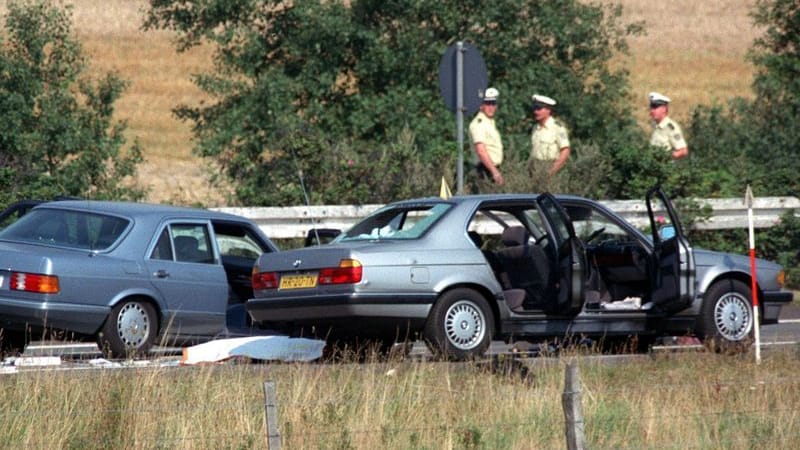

{"left": 295, "top": 164, "right": 321, "bottom": 247}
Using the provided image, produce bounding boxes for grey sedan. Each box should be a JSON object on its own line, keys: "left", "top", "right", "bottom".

{"left": 247, "top": 187, "right": 792, "bottom": 359}
{"left": 0, "top": 200, "right": 278, "bottom": 357}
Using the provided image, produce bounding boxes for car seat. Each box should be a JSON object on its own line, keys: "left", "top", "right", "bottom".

{"left": 174, "top": 235, "right": 207, "bottom": 263}
{"left": 495, "top": 226, "right": 550, "bottom": 310}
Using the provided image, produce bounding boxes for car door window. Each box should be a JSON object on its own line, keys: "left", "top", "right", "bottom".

{"left": 565, "top": 204, "right": 637, "bottom": 245}
{"left": 151, "top": 228, "right": 174, "bottom": 260}
{"left": 150, "top": 223, "right": 214, "bottom": 264}
{"left": 213, "top": 223, "right": 270, "bottom": 260}
{"left": 171, "top": 224, "right": 214, "bottom": 264}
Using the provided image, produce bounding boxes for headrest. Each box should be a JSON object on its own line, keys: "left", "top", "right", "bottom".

{"left": 501, "top": 226, "right": 530, "bottom": 247}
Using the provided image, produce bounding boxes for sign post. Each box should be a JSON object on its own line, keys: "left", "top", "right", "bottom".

{"left": 438, "top": 42, "right": 488, "bottom": 194}
{"left": 745, "top": 185, "right": 761, "bottom": 364}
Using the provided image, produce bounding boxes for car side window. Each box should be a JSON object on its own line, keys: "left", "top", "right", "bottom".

{"left": 171, "top": 224, "right": 214, "bottom": 264}
{"left": 566, "top": 205, "right": 635, "bottom": 245}
{"left": 151, "top": 229, "right": 174, "bottom": 260}
{"left": 150, "top": 223, "right": 214, "bottom": 264}
{"left": 213, "top": 223, "right": 268, "bottom": 260}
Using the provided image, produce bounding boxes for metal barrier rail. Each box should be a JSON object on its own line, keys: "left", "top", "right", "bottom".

{"left": 214, "top": 197, "right": 800, "bottom": 239}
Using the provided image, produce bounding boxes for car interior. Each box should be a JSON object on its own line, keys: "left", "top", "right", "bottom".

{"left": 468, "top": 206, "right": 556, "bottom": 312}
{"left": 468, "top": 202, "right": 656, "bottom": 313}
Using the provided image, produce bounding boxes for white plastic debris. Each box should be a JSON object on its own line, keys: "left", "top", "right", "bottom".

{"left": 602, "top": 297, "right": 642, "bottom": 310}
{"left": 88, "top": 358, "right": 123, "bottom": 368}
{"left": 180, "top": 336, "right": 326, "bottom": 365}
{"left": 14, "top": 356, "right": 61, "bottom": 367}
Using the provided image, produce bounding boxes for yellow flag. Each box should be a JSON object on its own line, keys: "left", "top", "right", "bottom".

{"left": 439, "top": 176, "right": 452, "bottom": 199}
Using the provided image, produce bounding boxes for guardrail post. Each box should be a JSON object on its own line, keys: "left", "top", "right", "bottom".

{"left": 263, "top": 381, "right": 281, "bottom": 450}
{"left": 562, "top": 361, "right": 585, "bottom": 450}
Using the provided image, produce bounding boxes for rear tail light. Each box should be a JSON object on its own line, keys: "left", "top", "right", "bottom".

{"left": 11, "top": 272, "right": 59, "bottom": 294}
{"left": 319, "top": 259, "right": 362, "bottom": 285}
{"left": 252, "top": 268, "right": 279, "bottom": 290}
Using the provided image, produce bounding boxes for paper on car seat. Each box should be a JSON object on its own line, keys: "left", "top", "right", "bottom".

{"left": 180, "top": 336, "right": 325, "bottom": 365}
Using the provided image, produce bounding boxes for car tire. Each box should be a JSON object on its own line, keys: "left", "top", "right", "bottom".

{"left": 98, "top": 300, "right": 158, "bottom": 358}
{"left": 424, "top": 288, "right": 493, "bottom": 360}
{"left": 697, "top": 279, "right": 754, "bottom": 353}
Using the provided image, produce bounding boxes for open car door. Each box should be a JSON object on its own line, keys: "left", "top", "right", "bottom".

{"left": 645, "top": 186, "right": 696, "bottom": 312}
{"left": 537, "top": 193, "right": 586, "bottom": 314}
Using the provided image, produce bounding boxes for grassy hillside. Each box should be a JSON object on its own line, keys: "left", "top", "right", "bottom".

{"left": 12, "top": 0, "right": 762, "bottom": 205}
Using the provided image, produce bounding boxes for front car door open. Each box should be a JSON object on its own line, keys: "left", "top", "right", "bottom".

{"left": 537, "top": 193, "right": 586, "bottom": 314}
{"left": 646, "top": 186, "right": 696, "bottom": 312}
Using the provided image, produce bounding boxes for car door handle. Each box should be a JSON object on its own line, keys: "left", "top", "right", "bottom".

{"left": 154, "top": 269, "right": 170, "bottom": 278}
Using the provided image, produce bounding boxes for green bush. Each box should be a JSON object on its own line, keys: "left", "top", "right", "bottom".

{"left": 0, "top": 0, "right": 144, "bottom": 207}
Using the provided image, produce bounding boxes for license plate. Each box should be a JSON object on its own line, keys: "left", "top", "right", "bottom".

{"left": 279, "top": 274, "right": 317, "bottom": 290}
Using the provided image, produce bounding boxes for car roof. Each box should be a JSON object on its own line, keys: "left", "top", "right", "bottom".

{"left": 35, "top": 200, "right": 249, "bottom": 222}
{"left": 385, "top": 193, "right": 590, "bottom": 206}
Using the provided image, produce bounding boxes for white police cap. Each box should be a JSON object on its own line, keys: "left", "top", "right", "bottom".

{"left": 482, "top": 87, "right": 499, "bottom": 102}
{"left": 648, "top": 92, "right": 671, "bottom": 106}
{"left": 531, "top": 94, "right": 556, "bottom": 107}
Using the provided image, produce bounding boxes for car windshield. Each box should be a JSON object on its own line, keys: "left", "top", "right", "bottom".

{"left": 335, "top": 203, "right": 452, "bottom": 242}
{"left": 0, "top": 208, "right": 130, "bottom": 251}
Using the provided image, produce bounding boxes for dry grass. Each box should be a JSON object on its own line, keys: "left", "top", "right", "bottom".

{"left": 598, "top": 0, "right": 761, "bottom": 125}
{"left": 1, "top": 349, "right": 799, "bottom": 449}
{"left": 1, "top": 0, "right": 762, "bottom": 205}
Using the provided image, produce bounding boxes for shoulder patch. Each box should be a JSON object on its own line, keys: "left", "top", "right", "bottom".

{"left": 667, "top": 122, "right": 675, "bottom": 131}
{"left": 477, "top": 118, "right": 482, "bottom": 123}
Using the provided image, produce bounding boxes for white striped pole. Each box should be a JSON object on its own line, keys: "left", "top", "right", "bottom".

{"left": 745, "top": 185, "right": 761, "bottom": 364}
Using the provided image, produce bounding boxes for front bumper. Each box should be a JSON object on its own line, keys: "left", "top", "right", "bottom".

{"left": 762, "top": 290, "right": 794, "bottom": 324}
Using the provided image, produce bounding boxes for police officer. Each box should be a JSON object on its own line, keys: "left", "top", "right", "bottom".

{"left": 468, "top": 87, "right": 504, "bottom": 186}
{"left": 529, "top": 94, "right": 570, "bottom": 177}
{"left": 648, "top": 92, "right": 688, "bottom": 159}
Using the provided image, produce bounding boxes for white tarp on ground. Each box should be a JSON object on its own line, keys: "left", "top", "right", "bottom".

{"left": 180, "top": 336, "right": 326, "bottom": 365}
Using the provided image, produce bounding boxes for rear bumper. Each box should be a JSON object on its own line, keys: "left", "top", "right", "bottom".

{"left": 0, "top": 297, "right": 107, "bottom": 335}
{"left": 247, "top": 292, "right": 436, "bottom": 330}
{"left": 762, "top": 290, "right": 793, "bottom": 325}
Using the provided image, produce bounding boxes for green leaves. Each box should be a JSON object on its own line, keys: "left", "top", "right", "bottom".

{"left": 0, "top": 0, "right": 144, "bottom": 206}
{"left": 146, "top": 0, "right": 644, "bottom": 205}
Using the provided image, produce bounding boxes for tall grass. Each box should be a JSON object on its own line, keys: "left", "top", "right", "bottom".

{"left": 1, "top": 348, "right": 798, "bottom": 449}
{"left": 27, "top": 0, "right": 756, "bottom": 206}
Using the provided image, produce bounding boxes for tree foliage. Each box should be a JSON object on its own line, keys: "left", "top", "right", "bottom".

{"left": 685, "top": 0, "right": 800, "bottom": 199}
{"left": 145, "top": 0, "right": 644, "bottom": 205}
{"left": 0, "top": 0, "right": 144, "bottom": 208}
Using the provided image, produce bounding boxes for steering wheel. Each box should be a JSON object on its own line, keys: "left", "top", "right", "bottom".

{"left": 585, "top": 227, "right": 606, "bottom": 244}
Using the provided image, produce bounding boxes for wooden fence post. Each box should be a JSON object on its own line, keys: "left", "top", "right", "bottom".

{"left": 562, "top": 361, "right": 585, "bottom": 450}
{"left": 263, "top": 381, "right": 281, "bottom": 450}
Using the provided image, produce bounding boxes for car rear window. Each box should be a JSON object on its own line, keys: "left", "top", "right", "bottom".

{"left": 336, "top": 203, "right": 452, "bottom": 242}
{"left": 0, "top": 208, "right": 130, "bottom": 251}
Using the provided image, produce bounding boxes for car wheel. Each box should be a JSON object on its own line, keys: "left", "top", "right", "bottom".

{"left": 98, "top": 300, "right": 158, "bottom": 358}
{"left": 698, "top": 279, "right": 754, "bottom": 352}
{"left": 424, "top": 288, "right": 493, "bottom": 360}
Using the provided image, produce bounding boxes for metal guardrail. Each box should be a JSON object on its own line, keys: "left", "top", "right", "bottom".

{"left": 214, "top": 197, "right": 800, "bottom": 239}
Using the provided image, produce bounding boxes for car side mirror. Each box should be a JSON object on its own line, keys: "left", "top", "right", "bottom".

{"left": 658, "top": 224, "right": 676, "bottom": 240}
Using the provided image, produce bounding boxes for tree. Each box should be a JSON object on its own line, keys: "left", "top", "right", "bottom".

{"left": 145, "top": 0, "right": 644, "bottom": 205}
{"left": 0, "top": 0, "right": 144, "bottom": 208}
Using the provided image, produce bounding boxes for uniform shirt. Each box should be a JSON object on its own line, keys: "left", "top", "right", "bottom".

{"left": 530, "top": 116, "right": 570, "bottom": 160}
{"left": 469, "top": 111, "right": 503, "bottom": 166}
{"left": 650, "top": 116, "right": 687, "bottom": 151}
